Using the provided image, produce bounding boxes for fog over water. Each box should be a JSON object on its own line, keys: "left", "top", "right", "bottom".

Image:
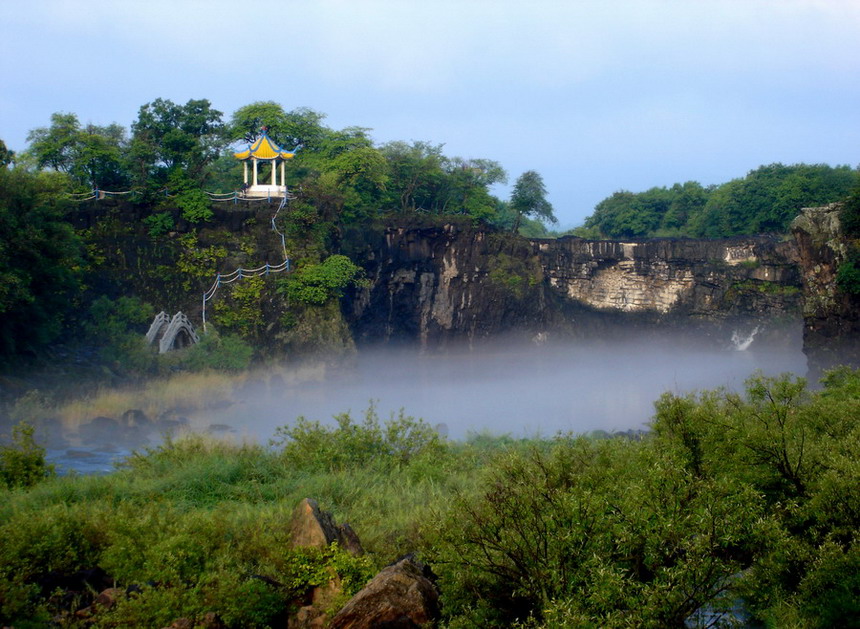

{"left": 45, "top": 327, "right": 808, "bottom": 473}
{"left": 219, "top": 330, "right": 808, "bottom": 442}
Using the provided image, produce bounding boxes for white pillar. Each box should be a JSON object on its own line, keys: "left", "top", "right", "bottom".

{"left": 280, "top": 160, "right": 285, "bottom": 187}
{"left": 271, "top": 159, "right": 276, "bottom": 186}
{"left": 243, "top": 161, "right": 248, "bottom": 185}
{"left": 252, "top": 158, "right": 258, "bottom": 186}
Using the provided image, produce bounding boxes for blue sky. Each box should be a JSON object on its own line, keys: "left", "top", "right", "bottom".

{"left": 2, "top": 0, "right": 859, "bottom": 228}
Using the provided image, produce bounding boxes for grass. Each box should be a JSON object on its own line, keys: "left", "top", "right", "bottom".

{"left": 0, "top": 427, "right": 511, "bottom": 627}
{"left": 9, "top": 362, "right": 329, "bottom": 432}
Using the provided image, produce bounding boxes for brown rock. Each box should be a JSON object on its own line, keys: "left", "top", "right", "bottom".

{"left": 288, "top": 576, "right": 344, "bottom": 628}
{"left": 200, "top": 611, "right": 226, "bottom": 628}
{"left": 328, "top": 556, "right": 439, "bottom": 629}
{"left": 289, "top": 498, "right": 364, "bottom": 555}
{"left": 93, "top": 587, "right": 123, "bottom": 610}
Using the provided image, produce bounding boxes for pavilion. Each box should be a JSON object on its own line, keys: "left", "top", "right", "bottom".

{"left": 233, "top": 128, "right": 299, "bottom": 198}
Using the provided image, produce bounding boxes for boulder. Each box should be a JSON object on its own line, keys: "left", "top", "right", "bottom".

{"left": 289, "top": 577, "right": 343, "bottom": 629}
{"left": 121, "top": 409, "right": 151, "bottom": 428}
{"left": 289, "top": 498, "right": 364, "bottom": 555}
{"left": 328, "top": 556, "right": 439, "bottom": 629}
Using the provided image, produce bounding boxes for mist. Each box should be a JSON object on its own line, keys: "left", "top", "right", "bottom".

{"left": 210, "top": 329, "right": 808, "bottom": 442}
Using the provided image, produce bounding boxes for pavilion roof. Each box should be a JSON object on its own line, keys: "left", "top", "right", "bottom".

{"left": 234, "top": 130, "right": 297, "bottom": 161}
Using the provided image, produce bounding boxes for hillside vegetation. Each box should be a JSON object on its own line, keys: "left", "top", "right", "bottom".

{"left": 1, "top": 369, "right": 858, "bottom": 627}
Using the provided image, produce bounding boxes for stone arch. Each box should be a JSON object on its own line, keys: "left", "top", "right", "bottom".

{"left": 146, "top": 311, "right": 200, "bottom": 354}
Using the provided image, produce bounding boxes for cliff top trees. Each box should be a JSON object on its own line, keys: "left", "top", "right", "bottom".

{"left": 509, "top": 170, "right": 556, "bottom": 233}
{"left": 230, "top": 102, "right": 326, "bottom": 151}
{"left": 26, "top": 113, "right": 129, "bottom": 190}
{"left": 130, "top": 98, "right": 226, "bottom": 190}
{"left": 580, "top": 164, "right": 859, "bottom": 239}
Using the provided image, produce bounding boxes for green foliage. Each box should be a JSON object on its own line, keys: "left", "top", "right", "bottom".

{"left": 509, "top": 170, "right": 556, "bottom": 233}
{"left": 166, "top": 169, "right": 213, "bottom": 223}
{"left": 84, "top": 295, "right": 156, "bottom": 371}
{"left": 581, "top": 166, "right": 858, "bottom": 239}
{"left": 840, "top": 184, "right": 860, "bottom": 237}
{"left": 183, "top": 330, "right": 254, "bottom": 371}
{"left": 836, "top": 247, "right": 860, "bottom": 295}
{"left": 0, "top": 167, "right": 85, "bottom": 356}
{"left": 1, "top": 370, "right": 857, "bottom": 626}
{"left": 230, "top": 101, "right": 324, "bottom": 151}
{"left": 130, "top": 98, "right": 226, "bottom": 195}
{"left": 280, "top": 254, "right": 363, "bottom": 306}
{"left": 142, "top": 210, "right": 174, "bottom": 238}
{"left": 487, "top": 252, "right": 541, "bottom": 299}
{"left": 0, "top": 138, "right": 14, "bottom": 168}
{"left": 175, "top": 232, "right": 228, "bottom": 291}
{"left": 271, "top": 403, "right": 446, "bottom": 472}
{"left": 210, "top": 274, "right": 266, "bottom": 337}
{"left": 26, "top": 112, "right": 130, "bottom": 190}
{"left": 0, "top": 421, "right": 55, "bottom": 489}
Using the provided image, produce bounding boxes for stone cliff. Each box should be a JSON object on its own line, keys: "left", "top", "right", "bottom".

{"left": 344, "top": 223, "right": 803, "bottom": 350}
{"left": 791, "top": 204, "right": 860, "bottom": 375}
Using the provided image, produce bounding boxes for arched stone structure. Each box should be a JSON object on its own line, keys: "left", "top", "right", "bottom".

{"left": 146, "top": 311, "right": 200, "bottom": 354}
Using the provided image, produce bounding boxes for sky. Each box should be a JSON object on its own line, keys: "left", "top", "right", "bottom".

{"left": 2, "top": 0, "right": 859, "bottom": 228}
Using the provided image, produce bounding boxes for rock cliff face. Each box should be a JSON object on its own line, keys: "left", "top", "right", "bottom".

{"left": 791, "top": 204, "right": 860, "bottom": 375}
{"left": 345, "top": 224, "right": 803, "bottom": 350}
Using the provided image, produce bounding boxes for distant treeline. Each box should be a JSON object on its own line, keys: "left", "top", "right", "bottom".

{"left": 573, "top": 163, "right": 859, "bottom": 239}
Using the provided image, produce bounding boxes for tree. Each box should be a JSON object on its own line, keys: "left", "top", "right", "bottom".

{"left": 509, "top": 170, "right": 556, "bottom": 233}
{"left": 130, "top": 98, "right": 226, "bottom": 190}
{"left": 230, "top": 102, "right": 326, "bottom": 151}
{"left": 27, "top": 113, "right": 129, "bottom": 190}
{"left": 380, "top": 141, "right": 447, "bottom": 212}
{"left": 0, "top": 139, "right": 15, "bottom": 168}
{"left": 0, "top": 168, "right": 84, "bottom": 356}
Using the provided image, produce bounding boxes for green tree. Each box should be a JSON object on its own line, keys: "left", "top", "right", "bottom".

{"left": 230, "top": 102, "right": 324, "bottom": 151}
{"left": 509, "top": 170, "right": 556, "bottom": 233}
{"left": 690, "top": 163, "right": 858, "bottom": 237}
{"left": 380, "top": 141, "right": 447, "bottom": 212}
{"left": 0, "top": 168, "right": 84, "bottom": 356}
{"left": 0, "top": 421, "right": 55, "bottom": 489}
{"left": 0, "top": 139, "right": 15, "bottom": 168}
{"left": 130, "top": 98, "right": 226, "bottom": 191}
{"left": 26, "top": 113, "right": 129, "bottom": 189}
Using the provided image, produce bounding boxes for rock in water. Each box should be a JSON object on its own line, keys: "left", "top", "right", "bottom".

{"left": 328, "top": 556, "right": 439, "bottom": 629}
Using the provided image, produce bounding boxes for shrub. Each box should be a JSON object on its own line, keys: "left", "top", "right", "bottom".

{"left": 0, "top": 421, "right": 55, "bottom": 489}
{"left": 181, "top": 329, "right": 254, "bottom": 371}
{"left": 270, "top": 403, "right": 446, "bottom": 471}
{"left": 280, "top": 255, "right": 363, "bottom": 306}
{"left": 143, "top": 210, "right": 174, "bottom": 237}
{"left": 836, "top": 247, "right": 860, "bottom": 295}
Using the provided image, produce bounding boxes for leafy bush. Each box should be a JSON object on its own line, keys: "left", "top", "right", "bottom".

{"left": 0, "top": 421, "right": 55, "bottom": 489}
{"left": 143, "top": 210, "right": 174, "bottom": 237}
{"left": 181, "top": 329, "right": 254, "bottom": 371}
{"left": 836, "top": 247, "right": 860, "bottom": 295}
{"left": 167, "top": 169, "right": 213, "bottom": 223}
{"left": 270, "top": 403, "right": 446, "bottom": 471}
{"left": 280, "top": 254, "right": 363, "bottom": 306}
{"left": 840, "top": 185, "right": 860, "bottom": 237}
{"left": 85, "top": 295, "right": 157, "bottom": 371}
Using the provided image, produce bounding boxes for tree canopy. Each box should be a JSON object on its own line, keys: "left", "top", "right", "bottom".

{"left": 509, "top": 170, "right": 556, "bottom": 232}
{"left": 578, "top": 164, "right": 859, "bottom": 239}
